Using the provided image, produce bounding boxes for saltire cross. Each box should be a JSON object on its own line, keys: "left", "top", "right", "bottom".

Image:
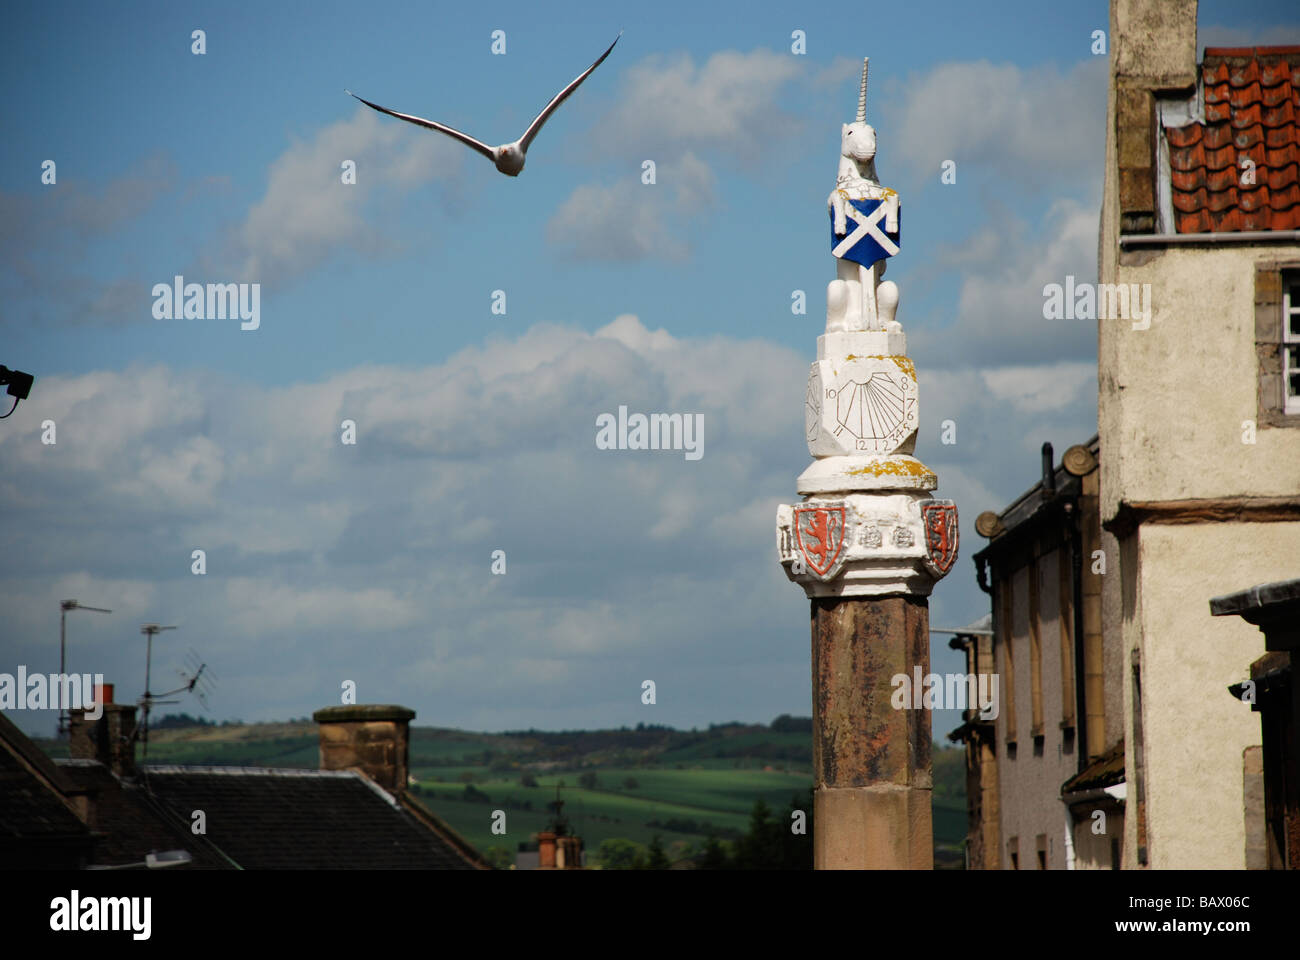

{"left": 829, "top": 196, "right": 901, "bottom": 269}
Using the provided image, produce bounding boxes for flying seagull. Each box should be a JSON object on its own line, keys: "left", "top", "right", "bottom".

{"left": 346, "top": 33, "right": 621, "bottom": 177}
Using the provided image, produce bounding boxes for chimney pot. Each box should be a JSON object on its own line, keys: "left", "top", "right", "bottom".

{"left": 537, "top": 832, "right": 558, "bottom": 869}
{"left": 68, "top": 681, "right": 137, "bottom": 778}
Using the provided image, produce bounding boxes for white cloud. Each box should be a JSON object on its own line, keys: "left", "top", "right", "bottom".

{"left": 546, "top": 152, "right": 716, "bottom": 262}
{"left": 981, "top": 362, "right": 1097, "bottom": 414}
{"left": 230, "top": 108, "right": 463, "bottom": 284}
{"left": 909, "top": 196, "right": 1100, "bottom": 368}
{"left": 1, "top": 314, "right": 1100, "bottom": 733}
{"left": 222, "top": 578, "right": 421, "bottom": 636}
{"left": 592, "top": 49, "right": 804, "bottom": 161}
{"left": 886, "top": 58, "right": 1108, "bottom": 190}
{"left": 546, "top": 176, "right": 689, "bottom": 262}
{"left": 549, "top": 47, "right": 810, "bottom": 263}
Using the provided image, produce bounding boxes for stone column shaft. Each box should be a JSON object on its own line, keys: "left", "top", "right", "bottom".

{"left": 811, "top": 595, "right": 932, "bottom": 868}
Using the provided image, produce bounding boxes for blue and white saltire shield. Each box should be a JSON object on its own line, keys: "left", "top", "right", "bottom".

{"left": 830, "top": 197, "right": 901, "bottom": 269}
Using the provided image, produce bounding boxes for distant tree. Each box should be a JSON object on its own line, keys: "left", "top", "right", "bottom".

{"left": 698, "top": 834, "right": 730, "bottom": 870}
{"left": 597, "top": 838, "right": 647, "bottom": 870}
{"left": 770, "top": 714, "right": 813, "bottom": 733}
{"left": 153, "top": 712, "right": 214, "bottom": 730}
{"left": 462, "top": 784, "right": 492, "bottom": 804}
{"left": 519, "top": 773, "right": 539, "bottom": 788}
{"left": 623, "top": 776, "right": 639, "bottom": 789}
{"left": 779, "top": 790, "right": 814, "bottom": 870}
{"left": 483, "top": 846, "right": 513, "bottom": 870}
{"left": 646, "top": 835, "right": 670, "bottom": 870}
{"left": 668, "top": 839, "right": 695, "bottom": 864}
{"left": 733, "top": 798, "right": 785, "bottom": 870}
{"left": 578, "top": 771, "right": 599, "bottom": 790}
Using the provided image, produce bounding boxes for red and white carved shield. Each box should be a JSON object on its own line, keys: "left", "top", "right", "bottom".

{"left": 793, "top": 504, "right": 848, "bottom": 580}
{"left": 920, "top": 499, "right": 958, "bottom": 577}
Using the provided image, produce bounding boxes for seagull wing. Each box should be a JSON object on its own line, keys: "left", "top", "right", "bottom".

{"left": 346, "top": 91, "right": 496, "bottom": 162}
{"left": 519, "top": 32, "right": 621, "bottom": 153}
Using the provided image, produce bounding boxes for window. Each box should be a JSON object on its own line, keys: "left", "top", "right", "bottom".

{"left": 999, "top": 579, "right": 1017, "bottom": 747}
{"left": 1284, "top": 276, "right": 1300, "bottom": 415}
{"left": 1036, "top": 834, "right": 1048, "bottom": 870}
{"left": 1058, "top": 546, "right": 1076, "bottom": 731}
{"left": 1008, "top": 836, "right": 1019, "bottom": 870}
{"left": 1028, "top": 559, "right": 1044, "bottom": 741}
{"left": 1256, "top": 265, "right": 1300, "bottom": 425}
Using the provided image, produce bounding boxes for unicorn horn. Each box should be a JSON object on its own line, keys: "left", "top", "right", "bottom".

{"left": 856, "top": 57, "right": 869, "bottom": 123}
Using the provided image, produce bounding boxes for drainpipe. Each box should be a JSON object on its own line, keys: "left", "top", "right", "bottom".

{"left": 1066, "top": 500, "right": 1089, "bottom": 770}
{"left": 1063, "top": 802, "right": 1076, "bottom": 871}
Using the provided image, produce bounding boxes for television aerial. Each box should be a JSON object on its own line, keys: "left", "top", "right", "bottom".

{"left": 133, "top": 625, "right": 215, "bottom": 763}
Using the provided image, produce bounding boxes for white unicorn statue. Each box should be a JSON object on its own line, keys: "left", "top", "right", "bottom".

{"left": 826, "top": 58, "right": 902, "bottom": 335}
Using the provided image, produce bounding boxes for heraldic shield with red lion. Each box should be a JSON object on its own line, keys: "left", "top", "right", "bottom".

{"left": 793, "top": 503, "right": 847, "bottom": 580}
{"left": 919, "top": 499, "right": 958, "bottom": 577}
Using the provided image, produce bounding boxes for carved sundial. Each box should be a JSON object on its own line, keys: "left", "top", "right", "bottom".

{"left": 805, "top": 368, "right": 822, "bottom": 443}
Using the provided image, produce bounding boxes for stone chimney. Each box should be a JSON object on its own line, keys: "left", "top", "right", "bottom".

{"left": 68, "top": 682, "right": 138, "bottom": 779}
{"left": 312, "top": 704, "right": 414, "bottom": 793}
{"left": 1110, "top": 0, "right": 1199, "bottom": 233}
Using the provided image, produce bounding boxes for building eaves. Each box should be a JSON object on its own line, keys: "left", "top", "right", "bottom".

{"left": 1061, "top": 739, "right": 1126, "bottom": 796}
{"left": 972, "top": 435, "right": 1099, "bottom": 565}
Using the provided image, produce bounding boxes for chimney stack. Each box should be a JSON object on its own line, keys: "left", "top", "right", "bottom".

{"left": 537, "top": 832, "right": 558, "bottom": 869}
{"left": 312, "top": 704, "right": 414, "bottom": 793}
{"left": 68, "top": 682, "right": 138, "bottom": 779}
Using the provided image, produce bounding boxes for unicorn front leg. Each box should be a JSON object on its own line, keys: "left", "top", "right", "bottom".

{"left": 827, "top": 256, "right": 861, "bottom": 333}
{"left": 828, "top": 189, "right": 849, "bottom": 236}
{"left": 857, "top": 260, "right": 881, "bottom": 331}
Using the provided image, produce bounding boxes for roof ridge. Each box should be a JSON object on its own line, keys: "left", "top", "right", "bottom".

{"left": 142, "top": 764, "right": 358, "bottom": 778}
{"left": 1204, "top": 46, "right": 1300, "bottom": 58}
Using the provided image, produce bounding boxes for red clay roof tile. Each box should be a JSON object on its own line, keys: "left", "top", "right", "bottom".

{"left": 1164, "top": 48, "right": 1300, "bottom": 233}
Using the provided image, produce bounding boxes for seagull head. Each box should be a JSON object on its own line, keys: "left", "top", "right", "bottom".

{"left": 495, "top": 142, "right": 526, "bottom": 177}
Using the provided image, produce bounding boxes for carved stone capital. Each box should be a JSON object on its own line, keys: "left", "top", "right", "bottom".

{"left": 776, "top": 494, "right": 958, "bottom": 598}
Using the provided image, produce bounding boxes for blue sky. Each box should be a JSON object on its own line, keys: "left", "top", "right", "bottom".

{"left": 3, "top": 0, "right": 1296, "bottom": 738}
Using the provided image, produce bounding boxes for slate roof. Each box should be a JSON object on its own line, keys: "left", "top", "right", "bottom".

{"left": 1165, "top": 46, "right": 1300, "bottom": 233}
{"left": 139, "top": 766, "right": 481, "bottom": 870}
{"left": 0, "top": 713, "right": 94, "bottom": 866}
{"left": 54, "top": 760, "right": 233, "bottom": 869}
{"left": 4, "top": 705, "right": 488, "bottom": 869}
{"left": 1061, "top": 739, "right": 1126, "bottom": 796}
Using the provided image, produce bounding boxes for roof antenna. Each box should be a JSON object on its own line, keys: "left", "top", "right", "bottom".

{"left": 134, "top": 623, "right": 210, "bottom": 765}
{"left": 176, "top": 648, "right": 218, "bottom": 713}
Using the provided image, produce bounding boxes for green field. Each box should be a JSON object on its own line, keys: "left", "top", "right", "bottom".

{"left": 38, "top": 717, "right": 967, "bottom": 867}
{"left": 411, "top": 767, "right": 812, "bottom": 855}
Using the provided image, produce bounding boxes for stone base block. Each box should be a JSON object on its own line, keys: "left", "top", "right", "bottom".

{"left": 814, "top": 785, "right": 934, "bottom": 869}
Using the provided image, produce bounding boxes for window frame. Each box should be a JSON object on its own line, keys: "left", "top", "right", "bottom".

{"left": 1256, "top": 263, "right": 1300, "bottom": 427}
{"left": 1283, "top": 275, "right": 1300, "bottom": 415}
